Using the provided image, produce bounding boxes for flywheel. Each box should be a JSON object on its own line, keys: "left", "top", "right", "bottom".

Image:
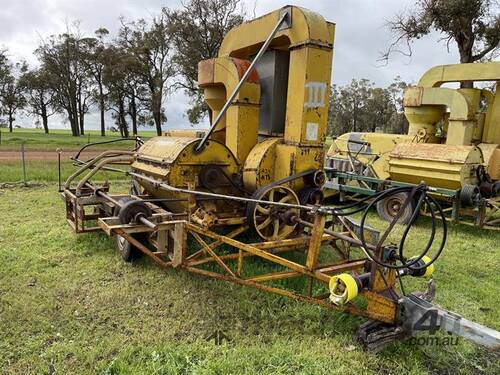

{"left": 246, "top": 185, "right": 300, "bottom": 241}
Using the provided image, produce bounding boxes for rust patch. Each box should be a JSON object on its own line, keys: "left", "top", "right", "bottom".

{"left": 198, "top": 59, "right": 215, "bottom": 86}
{"left": 230, "top": 58, "right": 260, "bottom": 83}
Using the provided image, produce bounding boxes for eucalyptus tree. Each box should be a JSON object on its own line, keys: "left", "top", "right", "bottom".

{"left": 118, "top": 13, "right": 176, "bottom": 135}
{"left": 18, "top": 67, "right": 57, "bottom": 134}
{"left": 36, "top": 27, "right": 92, "bottom": 136}
{"left": 0, "top": 52, "right": 27, "bottom": 132}
{"left": 168, "top": 0, "right": 245, "bottom": 123}
{"left": 81, "top": 28, "right": 110, "bottom": 136}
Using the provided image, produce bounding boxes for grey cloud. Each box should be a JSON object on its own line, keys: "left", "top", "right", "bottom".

{"left": 0, "top": 0, "right": 464, "bottom": 130}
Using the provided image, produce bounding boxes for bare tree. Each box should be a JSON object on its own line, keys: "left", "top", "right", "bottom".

{"left": 382, "top": 0, "right": 500, "bottom": 88}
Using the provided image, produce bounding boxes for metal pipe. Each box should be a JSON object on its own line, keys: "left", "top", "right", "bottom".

{"left": 293, "top": 216, "right": 377, "bottom": 251}
{"left": 128, "top": 171, "right": 320, "bottom": 212}
{"left": 64, "top": 150, "right": 134, "bottom": 189}
{"left": 21, "top": 142, "right": 27, "bottom": 186}
{"left": 57, "top": 149, "right": 62, "bottom": 192}
{"left": 75, "top": 156, "right": 134, "bottom": 195}
{"left": 194, "top": 11, "right": 288, "bottom": 153}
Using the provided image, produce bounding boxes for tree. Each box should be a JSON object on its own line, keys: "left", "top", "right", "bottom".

{"left": 364, "top": 87, "right": 394, "bottom": 133}
{"left": 103, "top": 46, "right": 139, "bottom": 138}
{"left": 0, "top": 54, "right": 27, "bottom": 132}
{"left": 327, "top": 78, "right": 409, "bottom": 137}
{"left": 119, "top": 13, "right": 176, "bottom": 135}
{"left": 36, "top": 25, "right": 91, "bottom": 136}
{"left": 168, "top": 0, "right": 245, "bottom": 123}
{"left": 81, "top": 28, "right": 110, "bottom": 136}
{"left": 386, "top": 77, "right": 409, "bottom": 134}
{"left": 329, "top": 79, "right": 373, "bottom": 136}
{"left": 383, "top": 0, "right": 500, "bottom": 88}
{"left": 18, "top": 67, "right": 57, "bottom": 134}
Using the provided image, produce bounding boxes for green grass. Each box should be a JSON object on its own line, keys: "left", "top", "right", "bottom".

{"left": 0, "top": 160, "right": 128, "bottom": 184}
{"left": 0, "top": 184, "right": 499, "bottom": 374}
{"left": 0, "top": 128, "right": 156, "bottom": 151}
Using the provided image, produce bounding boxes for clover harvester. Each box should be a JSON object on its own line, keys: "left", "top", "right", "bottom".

{"left": 326, "top": 61, "right": 500, "bottom": 229}
{"left": 62, "top": 6, "right": 499, "bottom": 350}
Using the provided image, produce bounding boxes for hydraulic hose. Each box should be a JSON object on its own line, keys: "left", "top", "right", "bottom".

{"left": 333, "top": 184, "right": 447, "bottom": 271}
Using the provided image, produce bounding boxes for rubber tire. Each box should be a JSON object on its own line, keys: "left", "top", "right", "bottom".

{"left": 115, "top": 232, "right": 147, "bottom": 262}
{"left": 114, "top": 197, "right": 146, "bottom": 262}
{"left": 376, "top": 192, "right": 416, "bottom": 225}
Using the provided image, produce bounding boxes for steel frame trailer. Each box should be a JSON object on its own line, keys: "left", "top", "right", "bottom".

{"left": 61, "top": 162, "right": 500, "bottom": 351}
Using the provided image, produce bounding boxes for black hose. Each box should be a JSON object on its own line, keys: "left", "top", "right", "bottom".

{"left": 334, "top": 184, "right": 447, "bottom": 271}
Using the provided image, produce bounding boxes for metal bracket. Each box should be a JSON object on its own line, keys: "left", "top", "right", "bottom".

{"left": 279, "top": 7, "right": 292, "bottom": 30}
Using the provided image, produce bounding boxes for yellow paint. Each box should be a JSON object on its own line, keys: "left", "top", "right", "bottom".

{"left": 329, "top": 273, "right": 358, "bottom": 306}
{"left": 388, "top": 143, "right": 482, "bottom": 189}
{"left": 198, "top": 57, "right": 261, "bottom": 163}
{"left": 199, "top": 6, "right": 334, "bottom": 195}
{"left": 132, "top": 137, "right": 240, "bottom": 212}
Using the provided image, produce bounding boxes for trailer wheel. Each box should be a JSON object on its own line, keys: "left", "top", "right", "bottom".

{"left": 114, "top": 198, "right": 147, "bottom": 262}
{"left": 376, "top": 192, "right": 416, "bottom": 224}
{"left": 115, "top": 233, "right": 147, "bottom": 262}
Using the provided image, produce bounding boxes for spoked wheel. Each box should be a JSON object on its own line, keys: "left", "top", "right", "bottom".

{"left": 246, "top": 185, "right": 300, "bottom": 241}
{"left": 376, "top": 192, "right": 416, "bottom": 224}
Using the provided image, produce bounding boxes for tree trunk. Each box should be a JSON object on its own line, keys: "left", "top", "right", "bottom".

{"left": 78, "top": 96, "right": 85, "bottom": 135}
{"left": 41, "top": 104, "right": 49, "bottom": 134}
{"left": 79, "top": 112, "right": 85, "bottom": 136}
{"left": 119, "top": 97, "right": 129, "bottom": 138}
{"left": 458, "top": 46, "right": 474, "bottom": 89}
{"left": 69, "top": 92, "right": 80, "bottom": 136}
{"left": 130, "top": 95, "right": 138, "bottom": 135}
{"left": 99, "top": 86, "right": 105, "bottom": 136}
{"left": 152, "top": 90, "right": 162, "bottom": 136}
{"left": 8, "top": 112, "right": 13, "bottom": 132}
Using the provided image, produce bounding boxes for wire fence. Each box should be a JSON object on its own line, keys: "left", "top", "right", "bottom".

{"left": 0, "top": 138, "right": 130, "bottom": 188}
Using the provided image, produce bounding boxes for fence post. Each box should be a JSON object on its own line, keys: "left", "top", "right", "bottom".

{"left": 21, "top": 142, "right": 27, "bottom": 186}
{"left": 57, "top": 148, "right": 62, "bottom": 192}
{"left": 0, "top": 129, "right": 2, "bottom": 146}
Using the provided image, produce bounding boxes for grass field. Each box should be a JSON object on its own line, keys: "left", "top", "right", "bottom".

{"left": 0, "top": 128, "right": 153, "bottom": 184}
{"left": 0, "top": 128, "right": 156, "bottom": 151}
{"left": 0, "top": 184, "right": 499, "bottom": 374}
{"left": 0, "top": 160, "right": 128, "bottom": 184}
{"left": 1, "top": 129, "right": 499, "bottom": 374}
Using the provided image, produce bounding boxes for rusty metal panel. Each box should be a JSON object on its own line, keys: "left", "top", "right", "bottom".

{"left": 403, "top": 86, "right": 424, "bottom": 107}
{"left": 197, "top": 59, "right": 215, "bottom": 86}
{"left": 389, "top": 143, "right": 483, "bottom": 189}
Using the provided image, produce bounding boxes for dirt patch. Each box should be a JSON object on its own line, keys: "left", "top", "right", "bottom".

{"left": 0, "top": 150, "right": 101, "bottom": 161}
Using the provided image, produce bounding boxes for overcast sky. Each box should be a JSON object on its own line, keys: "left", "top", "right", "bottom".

{"left": 0, "top": 0, "right": 461, "bottom": 130}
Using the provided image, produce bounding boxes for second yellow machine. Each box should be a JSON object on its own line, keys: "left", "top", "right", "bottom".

{"left": 327, "top": 62, "right": 500, "bottom": 228}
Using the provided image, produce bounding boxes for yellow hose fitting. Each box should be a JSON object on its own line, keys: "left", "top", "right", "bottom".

{"left": 329, "top": 273, "right": 358, "bottom": 306}
{"left": 409, "top": 255, "right": 435, "bottom": 278}
{"left": 421, "top": 255, "right": 435, "bottom": 278}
